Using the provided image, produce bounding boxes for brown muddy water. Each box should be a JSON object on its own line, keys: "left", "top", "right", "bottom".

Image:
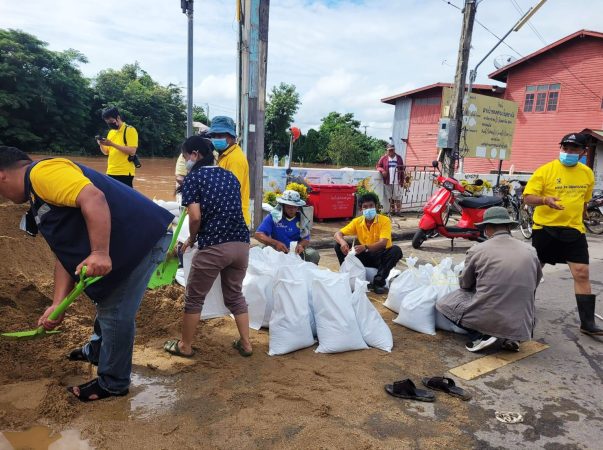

{"left": 31, "top": 154, "right": 179, "bottom": 201}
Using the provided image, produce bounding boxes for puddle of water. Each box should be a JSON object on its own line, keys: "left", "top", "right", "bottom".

{"left": 0, "top": 426, "right": 92, "bottom": 450}
{"left": 129, "top": 373, "right": 177, "bottom": 420}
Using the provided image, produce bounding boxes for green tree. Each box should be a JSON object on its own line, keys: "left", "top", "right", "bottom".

{"left": 192, "top": 105, "right": 210, "bottom": 126}
{"left": 319, "top": 112, "right": 361, "bottom": 137}
{"left": 296, "top": 128, "right": 329, "bottom": 163}
{"left": 326, "top": 128, "right": 372, "bottom": 167}
{"left": 94, "top": 63, "right": 187, "bottom": 157}
{"left": 265, "top": 82, "right": 300, "bottom": 158}
{"left": 0, "top": 29, "right": 93, "bottom": 153}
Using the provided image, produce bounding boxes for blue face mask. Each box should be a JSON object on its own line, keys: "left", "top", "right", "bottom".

{"left": 211, "top": 138, "right": 229, "bottom": 152}
{"left": 362, "top": 208, "right": 377, "bottom": 220}
{"left": 559, "top": 152, "right": 580, "bottom": 167}
{"left": 579, "top": 155, "right": 587, "bottom": 164}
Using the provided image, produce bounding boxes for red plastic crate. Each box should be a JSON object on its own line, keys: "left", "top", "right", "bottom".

{"left": 307, "top": 184, "right": 356, "bottom": 220}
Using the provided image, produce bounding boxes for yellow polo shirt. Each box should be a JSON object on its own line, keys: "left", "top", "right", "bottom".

{"left": 524, "top": 160, "right": 594, "bottom": 233}
{"left": 218, "top": 144, "right": 250, "bottom": 225}
{"left": 102, "top": 122, "right": 138, "bottom": 176}
{"left": 340, "top": 214, "right": 392, "bottom": 248}
{"left": 29, "top": 159, "right": 91, "bottom": 207}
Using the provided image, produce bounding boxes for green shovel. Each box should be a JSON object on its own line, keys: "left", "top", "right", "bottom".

{"left": 147, "top": 211, "right": 188, "bottom": 290}
{"left": 1, "top": 266, "right": 102, "bottom": 341}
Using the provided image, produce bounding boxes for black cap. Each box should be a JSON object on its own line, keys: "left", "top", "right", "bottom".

{"left": 559, "top": 133, "right": 588, "bottom": 147}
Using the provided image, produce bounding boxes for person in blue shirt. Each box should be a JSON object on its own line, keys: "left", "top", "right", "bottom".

{"left": 255, "top": 190, "right": 320, "bottom": 264}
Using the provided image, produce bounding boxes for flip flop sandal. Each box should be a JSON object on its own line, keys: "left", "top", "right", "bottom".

{"left": 67, "top": 378, "right": 128, "bottom": 403}
{"left": 163, "top": 339, "right": 195, "bottom": 358}
{"left": 67, "top": 347, "right": 90, "bottom": 362}
{"left": 422, "top": 376, "right": 472, "bottom": 401}
{"left": 384, "top": 379, "right": 435, "bottom": 402}
{"left": 232, "top": 339, "right": 253, "bottom": 357}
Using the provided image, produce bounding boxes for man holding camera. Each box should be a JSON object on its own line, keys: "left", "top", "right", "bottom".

{"left": 97, "top": 107, "right": 140, "bottom": 188}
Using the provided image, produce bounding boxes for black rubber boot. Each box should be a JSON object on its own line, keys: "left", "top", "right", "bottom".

{"left": 576, "top": 294, "right": 603, "bottom": 336}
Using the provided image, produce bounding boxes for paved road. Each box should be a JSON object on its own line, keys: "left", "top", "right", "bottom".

{"left": 320, "top": 232, "right": 603, "bottom": 449}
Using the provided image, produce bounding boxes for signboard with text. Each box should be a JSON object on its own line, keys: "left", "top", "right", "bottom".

{"left": 442, "top": 87, "right": 518, "bottom": 160}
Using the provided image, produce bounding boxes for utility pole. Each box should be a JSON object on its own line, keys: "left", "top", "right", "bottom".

{"left": 181, "top": 0, "right": 194, "bottom": 138}
{"left": 362, "top": 125, "right": 368, "bottom": 135}
{"left": 240, "top": 0, "right": 270, "bottom": 230}
{"left": 444, "top": 0, "right": 476, "bottom": 177}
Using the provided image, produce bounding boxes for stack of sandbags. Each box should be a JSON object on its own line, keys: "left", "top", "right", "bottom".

{"left": 388, "top": 257, "right": 467, "bottom": 335}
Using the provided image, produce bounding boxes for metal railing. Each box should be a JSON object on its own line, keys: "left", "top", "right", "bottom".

{"left": 399, "top": 165, "right": 438, "bottom": 211}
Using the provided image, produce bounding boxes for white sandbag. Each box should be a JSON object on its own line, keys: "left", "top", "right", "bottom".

{"left": 393, "top": 284, "right": 438, "bottom": 335}
{"left": 365, "top": 267, "right": 378, "bottom": 283}
{"left": 313, "top": 275, "right": 368, "bottom": 353}
{"left": 340, "top": 250, "right": 366, "bottom": 291}
{"left": 268, "top": 279, "right": 315, "bottom": 356}
{"left": 182, "top": 247, "right": 231, "bottom": 319}
{"left": 175, "top": 268, "right": 186, "bottom": 287}
{"left": 352, "top": 279, "right": 393, "bottom": 352}
{"left": 435, "top": 311, "right": 468, "bottom": 334}
{"left": 365, "top": 267, "right": 402, "bottom": 286}
{"left": 243, "top": 265, "right": 274, "bottom": 330}
{"left": 177, "top": 215, "right": 190, "bottom": 243}
{"left": 383, "top": 259, "right": 424, "bottom": 314}
{"left": 275, "top": 263, "right": 319, "bottom": 336}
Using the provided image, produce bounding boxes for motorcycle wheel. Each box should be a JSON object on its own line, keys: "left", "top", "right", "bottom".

{"left": 506, "top": 201, "right": 520, "bottom": 230}
{"left": 519, "top": 204, "right": 533, "bottom": 239}
{"left": 585, "top": 208, "right": 603, "bottom": 234}
{"left": 412, "top": 229, "right": 428, "bottom": 249}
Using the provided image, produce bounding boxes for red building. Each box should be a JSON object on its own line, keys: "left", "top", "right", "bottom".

{"left": 382, "top": 30, "right": 603, "bottom": 178}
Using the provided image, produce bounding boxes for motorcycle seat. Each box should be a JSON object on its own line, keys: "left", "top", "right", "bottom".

{"left": 458, "top": 196, "right": 503, "bottom": 209}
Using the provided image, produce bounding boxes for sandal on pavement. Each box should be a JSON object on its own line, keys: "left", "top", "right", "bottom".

{"left": 67, "top": 378, "right": 128, "bottom": 403}
{"left": 232, "top": 339, "right": 253, "bottom": 357}
{"left": 384, "top": 379, "right": 435, "bottom": 402}
{"left": 163, "top": 339, "right": 195, "bottom": 358}
{"left": 422, "top": 376, "right": 472, "bottom": 401}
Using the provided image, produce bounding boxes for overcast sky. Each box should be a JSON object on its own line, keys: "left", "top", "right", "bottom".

{"left": 2, "top": 0, "right": 602, "bottom": 139}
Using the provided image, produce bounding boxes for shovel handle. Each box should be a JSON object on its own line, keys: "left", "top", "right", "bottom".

{"left": 168, "top": 210, "right": 188, "bottom": 254}
{"left": 47, "top": 266, "right": 102, "bottom": 321}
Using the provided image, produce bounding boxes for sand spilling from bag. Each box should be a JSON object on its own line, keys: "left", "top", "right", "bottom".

{"left": 0, "top": 202, "right": 474, "bottom": 449}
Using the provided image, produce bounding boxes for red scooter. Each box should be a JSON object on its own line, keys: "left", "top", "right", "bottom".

{"left": 411, "top": 161, "right": 503, "bottom": 249}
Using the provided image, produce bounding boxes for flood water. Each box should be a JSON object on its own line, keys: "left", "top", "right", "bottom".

{"left": 32, "top": 154, "right": 179, "bottom": 201}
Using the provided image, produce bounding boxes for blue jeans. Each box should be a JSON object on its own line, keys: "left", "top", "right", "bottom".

{"left": 82, "top": 233, "right": 171, "bottom": 393}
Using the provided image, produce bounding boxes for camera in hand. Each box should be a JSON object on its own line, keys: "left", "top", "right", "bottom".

{"left": 128, "top": 154, "right": 142, "bottom": 168}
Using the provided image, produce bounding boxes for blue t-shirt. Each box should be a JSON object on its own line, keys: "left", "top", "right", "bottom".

{"left": 256, "top": 213, "right": 309, "bottom": 247}
{"left": 181, "top": 166, "right": 250, "bottom": 249}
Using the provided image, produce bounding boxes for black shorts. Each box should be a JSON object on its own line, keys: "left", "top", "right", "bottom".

{"left": 108, "top": 175, "right": 134, "bottom": 188}
{"left": 531, "top": 229, "right": 589, "bottom": 265}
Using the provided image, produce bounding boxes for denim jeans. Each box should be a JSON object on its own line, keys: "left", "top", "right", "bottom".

{"left": 82, "top": 233, "right": 171, "bottom": 393}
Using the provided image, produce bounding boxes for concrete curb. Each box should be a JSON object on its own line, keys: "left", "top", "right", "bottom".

{"left": 309, "top": 229, "right": 417, "bottom": 250}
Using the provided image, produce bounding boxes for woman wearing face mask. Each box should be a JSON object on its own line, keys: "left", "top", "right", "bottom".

{"left": 164, "top": 135, "right": 253, "bottom": 358}
{"left": 206, "top": 116, "right": 250, "bottom": 226}
{"left": 333, "top": 192, "right": 403, "bottom": 294}
{"left": 524, "top": 132, "right": 602, "bottom": 336}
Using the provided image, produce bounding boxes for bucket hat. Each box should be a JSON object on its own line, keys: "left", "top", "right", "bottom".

{"left": 277, "top": 190, "right": 306, "bottom": 207}
{"left": 475, "top": 206, "right": 517, "bottom": 226}
{"left": 208, "top": 116, "right": 236, "bottom": 137}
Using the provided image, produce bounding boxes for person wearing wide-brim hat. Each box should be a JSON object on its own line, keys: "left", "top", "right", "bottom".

{"left": 255, "top": 190, "right": 320, "bottom": 264}
{"left": 436, "top": 207, "right": 542, "bottom": 353}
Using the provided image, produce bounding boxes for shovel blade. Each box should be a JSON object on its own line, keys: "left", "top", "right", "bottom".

{"left": 147, "top": 258, "right": 179, "bottom": 290}
{"left": 1, "top": 328, "right": 61, "bottom": 341}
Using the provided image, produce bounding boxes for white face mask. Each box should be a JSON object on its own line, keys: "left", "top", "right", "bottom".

{"left": 185, "top": 160, "right": 195, "bottom": 171}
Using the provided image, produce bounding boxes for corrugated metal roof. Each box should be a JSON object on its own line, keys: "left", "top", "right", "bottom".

{"left": 380, "top": 82, "right": 504, "bottom": 105}
{"left": 489, "top": 29, "right": 603, "bottom": 82}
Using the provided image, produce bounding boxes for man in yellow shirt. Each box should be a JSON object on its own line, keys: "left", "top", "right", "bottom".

{"left": 208, "top": 116, "right": 250, "bottom": 226}
{"left": 0, "top": 146, "right": 173, "bottom": 401}
{"left": 334, "top": 193, "right": 402, "bottom": 294}
{"left": 97, "top": 107, "right": 139, "bottom": 187}
{"left": 524, "top": 132, "right": 602, "bottom": 336}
